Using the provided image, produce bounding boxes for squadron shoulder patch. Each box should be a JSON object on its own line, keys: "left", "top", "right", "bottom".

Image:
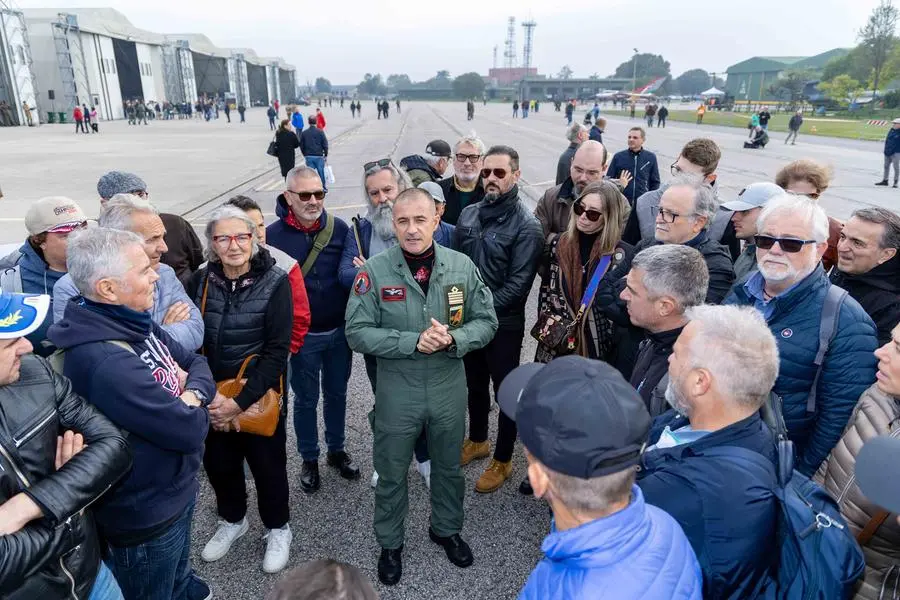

{"left": 354, "top": 272, "right": 371, "bottom": 295}
{"left": 446, "top": 284, "right": 465, "bottom": 328}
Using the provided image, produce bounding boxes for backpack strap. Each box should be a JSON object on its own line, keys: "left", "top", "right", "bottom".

{"left": 856, "top": 510, "right": 890, "bottom": 546}
{"left": 806, "top": 286, "right": 848, "bottom": 414}
{"left": 301, "top": 215, "right": 335, "bottom": 276}
{"left": 47, "top": 340, "right": 136, "bottom": 375}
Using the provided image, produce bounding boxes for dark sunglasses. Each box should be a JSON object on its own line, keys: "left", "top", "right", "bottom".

{"left": 363, "top": 158, "right": 392, "bottom": 171}
{"left": 288, "top": 190, "right": 326, "bottom": 201}
{"left": 573, "top": 202, "right": 602, "bottom": 222}
{"left": 754, "top": 235, "right": 817, "bottom": 253}
{"left": 480, "top": 168, "right": 508, "bottom": 179}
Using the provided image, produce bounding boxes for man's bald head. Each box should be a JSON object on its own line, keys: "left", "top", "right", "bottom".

{"left": 571, "top": 140, "right": 609, "bottom": 194}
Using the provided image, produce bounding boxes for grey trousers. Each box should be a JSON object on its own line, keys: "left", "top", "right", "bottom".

{"left": 884, "top": 153, "right": 900, "bottom": 183}
{"left": 785, "top": 129, "right": 799, "bottom": 144}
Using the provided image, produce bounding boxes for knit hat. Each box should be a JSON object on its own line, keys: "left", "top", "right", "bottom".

{"left": 97, "top": 171, "right": 147, "bottom": 200}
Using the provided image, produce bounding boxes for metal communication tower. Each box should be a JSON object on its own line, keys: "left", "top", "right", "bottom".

{"left": 521, "top": 20, "right": 536, "bottom": 70}
{"left": 503, "top": 17, "right": 516, "bottom": 70}
{"left": 493, "top": 45, "right": 498, "bottom": 70}
{"left": 52, "top": 13, "right": 91, "bottom": 110}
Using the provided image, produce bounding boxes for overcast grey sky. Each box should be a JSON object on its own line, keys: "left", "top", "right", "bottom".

{"left": 16, "top": 0, "right": 884, "bottom": 84}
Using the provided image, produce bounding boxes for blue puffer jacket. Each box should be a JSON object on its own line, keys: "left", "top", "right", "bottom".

{"left": 885, "top": 127, "right": 900, "bottom": 156}
{"left": 724, "top": 266, "right": 878, "bottom": 475}
{"left": 518, "top": 486, "right": 702, "bottom": 600}
{"left": 639, "top": 412, "right": 778, "bottom": 599}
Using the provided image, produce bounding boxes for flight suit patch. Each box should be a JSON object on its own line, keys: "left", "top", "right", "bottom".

{"left": 381, "top": 287, "right": 406, "bottom": 301}
{"left": 446, "top": 284, "right": 464, "bottom": 327}
{"left": 354, "top": 272, "right": 371, "bottom": 295}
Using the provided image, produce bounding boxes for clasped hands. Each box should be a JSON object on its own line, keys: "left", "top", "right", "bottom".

{"left": 417, "top": 318, "right": 453, "bottom": 354}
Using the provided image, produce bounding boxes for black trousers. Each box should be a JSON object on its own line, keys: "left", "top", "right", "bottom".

{"left": 463, "top": 326, "right": 524, "bottom": 463}
{"left": 203, "top": 415, "right": 289, "bottom": 530}
{"left": 364, "top": 353, "right": 429, "bottom": 462}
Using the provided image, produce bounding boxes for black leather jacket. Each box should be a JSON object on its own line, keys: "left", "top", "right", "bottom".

{"left": 0, "top": 355, "right": 131, "bottom": 600}
{"left": 454, "top": 185, "right": 543, "bottom": 330}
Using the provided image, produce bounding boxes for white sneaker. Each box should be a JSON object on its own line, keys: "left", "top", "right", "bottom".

{"left": 262, "top": 525, "right": 292, "bottom": 574}
{"left": 417, "top": 460, "right": 431, "bottom": 490}
{"left": 201, "top": 518, "right": 248, "bottom": 562}
{"left": 371, "top": 470, "right": 379, "bottom": 488}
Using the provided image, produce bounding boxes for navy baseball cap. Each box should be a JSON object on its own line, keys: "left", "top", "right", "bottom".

{"left": 498, "top": 356, "right": 651, "bottom": 479}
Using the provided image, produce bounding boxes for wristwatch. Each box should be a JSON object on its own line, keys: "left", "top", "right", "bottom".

{"left": 187, "top": 389, "right": 208, "bottom": 406}
{"left": 445, "top": 333, "right": 457, "bottom": 355}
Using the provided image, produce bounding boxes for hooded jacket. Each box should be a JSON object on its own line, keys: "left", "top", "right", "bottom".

{"left": 518, "top": 486, "right": 703, "bottom": 600}
{"left": 830, "top": 253, "right": 900, "bottom": 346}
{"left": 47, "top": 301, "right": 214, "bottom": 544}
{"left": 400, "top": 155, "right": 442, "bottom": 187}
{"left": 725, "top": 267, "right": 878, "bottom": 475}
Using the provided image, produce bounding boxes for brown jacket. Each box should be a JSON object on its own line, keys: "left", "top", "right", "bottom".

{"left": 534, "top": 179, "right": 577, "bottom": 250}
{"left": 815, "top": 384, "right": 900, "bottom": 600}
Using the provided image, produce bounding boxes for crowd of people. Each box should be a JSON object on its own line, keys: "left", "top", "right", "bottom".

{"left": 1, "top": 106, "right": 900, "bottom": 600}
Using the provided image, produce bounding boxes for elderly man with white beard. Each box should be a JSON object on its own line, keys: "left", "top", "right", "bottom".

{"left": 724, "top": 194, "right": 878, "bottom": 476}
{"left": 339, "top": 159, "right": 434, "bottom": 488}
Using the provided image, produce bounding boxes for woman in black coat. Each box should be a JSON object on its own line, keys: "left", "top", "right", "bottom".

{"left": 275, "top": 118, "right": 300, "bottom": 177}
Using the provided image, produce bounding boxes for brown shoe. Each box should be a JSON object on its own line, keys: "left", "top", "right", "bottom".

{"left": 475, "top": 459, "right": 512, "bottom": 493}
{"left": 460, "top": 440, "right": 490, "bottom": 466}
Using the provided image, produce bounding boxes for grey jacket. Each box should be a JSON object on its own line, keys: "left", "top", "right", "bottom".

{"left": 52, "top": 263, "right": 204, "bottom": 351}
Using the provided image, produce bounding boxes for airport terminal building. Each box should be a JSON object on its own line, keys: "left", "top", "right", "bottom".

{"left": 0, "top": 7, "right": 295, "bottom": 124}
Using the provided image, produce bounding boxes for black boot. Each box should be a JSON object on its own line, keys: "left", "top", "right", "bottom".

{"left": 326, "top": 451, "right": 361, "bottom": 480}
{"left": 299, "top": 460, "right": 320, "bottom": 494}
{"left": 378, "top": 546, "right": 403, "bottom": 586}
{"left": 429, "top": 528, "right": 474, "bottom": 568}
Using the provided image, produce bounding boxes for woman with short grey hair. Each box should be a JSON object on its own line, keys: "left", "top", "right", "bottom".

{"left": 187, "top": 205, "right": 297, "bottom": 574}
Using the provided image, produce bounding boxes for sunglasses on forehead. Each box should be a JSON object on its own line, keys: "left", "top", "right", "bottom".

{"left": 363, "top": 158, "right": 392, "bottom": 171}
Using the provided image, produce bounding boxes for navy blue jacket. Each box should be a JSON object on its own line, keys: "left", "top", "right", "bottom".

{"left": 300, "top": 126, "right": 328, "bottom": 157}
{"left": 268, "top": 198, "right": 349, "bottom": 332}
{"left": 606, "top": 148, "right": 661, "bottom": 204}
{"left": 47, "top": 301, "right": 214, "bottom": 541}
{"left": 885, "top": 128, "right": 900, "bottom": 156}
{"left": 639, "top": 412, "right": 778, "bottom": 600}
{"left": 724, "top": 267, "right": 878, "bottom": 474}
{"left": 339, "top": 217, "right": 456, "bottom": 290}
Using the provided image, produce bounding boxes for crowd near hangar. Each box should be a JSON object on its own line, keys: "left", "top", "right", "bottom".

{"left": 0, "top": 6, "right": 295, "bottom": 125}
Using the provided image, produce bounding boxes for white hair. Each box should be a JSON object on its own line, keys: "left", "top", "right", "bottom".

{"left": 99, "top": 193, "right": 158, "bottom": 231}
{"left": 454, "top": 133, "right": 486, "bottom": 155}
{"left": 424, "top": 154, "right": 444, "bottom": 168}
{"left": 67, "top": 227, "right": 145, "bottom": 299}
{"left": 203, "top": 206, "right": 260, "bottom": 263}
{"left": 362, "top": 162, "right": 411, "bottom": 206}
{"left": 667, "top": 177, "right": 720, "bottom": 230}
{"left": 632, "top": 245, "right": 709, "bottom": 311}
{"left": 757, "top": 193, "right": 829, "bottom": 242}
{"left": 684, "top": 305, "right": 780, "bottom": 410}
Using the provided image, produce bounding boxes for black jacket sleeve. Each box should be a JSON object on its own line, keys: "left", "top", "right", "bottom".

{"left": 648, "top": 154, "right": 661, "bottom": 192}
{"left": 721, "top": 221, "right": 741, "bottom": 262}
{"left": 0, "top": 522, "right": 73, "bottom": 593}
{"left": 492, "top": 218, "right": 543, "bottom": 312}
{"left": 622, "top": 207, "right": 641, "bottom": 246}
{"left": 24, "top": 363, "right": 131, "bottom": 526}
{"left": 179, "top": 216, "right": 205, "bottom": 276}
{"left": 705, "top": 252, "right": 737, "bottom": 304}
{"left": 233, "top": 277, "right": 292, "bottom": 410}
{"left": 299, "top": 131, "right": 308, "bottom": 155}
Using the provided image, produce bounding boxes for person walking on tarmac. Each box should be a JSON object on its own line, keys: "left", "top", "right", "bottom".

{"left": 345, "top": 188, "right": 498, "bottom": 587}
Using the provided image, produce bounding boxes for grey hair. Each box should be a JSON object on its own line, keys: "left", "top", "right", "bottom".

{"left": 566, "top": 123, "right": 587, "bottom": 143}
{"left": 99, "top": 193, "right": 158, "bottom": 231}
{"left": 424, "top": 154, "right": 444, "bottom": 168}
{"left": 757, "top": 193, "right": 829, "bottom": 242}
{"left": 361, "top": 161, "right": 411, "bottom": 205}
{"left": 631, "top": 245, "right": 709, "bottom": 311}
{"left": 454, "top": 133, "right": 486, "bottom": 155}
{"left": 544, "top": 465, "right": 635, "bottom": 514}
{"left": 285, "top": 166, "right": 321, "bottom": 190}
{"left": 667, "top": 177, "right": 720, "bottom": 230}
{"left": 852, "top": 207, "right": 900, "bottom": 249}
{"left": 203, "top": 206, "right": 260, "bottom": 263}
{"left": 684, "top": 305, "right": 780, "bottom": 411}
{"left": 66, "top": 227, "right": 146, "bottom": 299}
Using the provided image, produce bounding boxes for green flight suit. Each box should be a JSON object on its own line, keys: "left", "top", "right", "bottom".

{"left": 345, "top": 243, "right": 498, "bottom": 549}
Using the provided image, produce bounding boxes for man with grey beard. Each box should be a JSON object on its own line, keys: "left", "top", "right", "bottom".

{"left": 724, "top": 194, "right": 877, "bottom": 476}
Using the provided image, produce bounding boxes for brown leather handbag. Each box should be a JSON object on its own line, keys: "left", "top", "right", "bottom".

{"left": 216, "top": 354, "right": 283, "bottom": 437}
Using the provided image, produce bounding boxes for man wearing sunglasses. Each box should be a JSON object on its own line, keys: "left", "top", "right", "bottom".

{"left": 454, "top": 145, "right": 543, "bottom": 494}
{"left": 725, "top": 194, "right": 878, "bottom": 476}
{"left": 438, "top": 136, "right": 487, "bottom": 226}
{"left": 399, "top": 140, "right": 453, "bottom": 188}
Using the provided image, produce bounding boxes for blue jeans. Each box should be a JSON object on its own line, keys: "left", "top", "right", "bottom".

{"left": 88, "top": 562, "right": 124, "bottom": 600}
{"left": 305, "top": 156, "right": 327, "bottom": 189}
{"left": 291, "top": 327, "right": 352, "bottom": 461}
{"left": 106, "top": 499, "right": 207, "bottom": 600}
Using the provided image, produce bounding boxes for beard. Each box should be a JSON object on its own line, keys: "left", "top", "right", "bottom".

{"left": 757, "top": 252, "right": 816, "bottom": 285}
{"left": 370, "top": 203, "right": 395, "bottom": 240}
{"left": 664, "top": 375, "right": 693, "bottom": 417}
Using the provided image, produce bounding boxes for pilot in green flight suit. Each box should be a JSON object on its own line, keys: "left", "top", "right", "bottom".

{"left": 345, "top": 188, "right": 498, "bottom": 586}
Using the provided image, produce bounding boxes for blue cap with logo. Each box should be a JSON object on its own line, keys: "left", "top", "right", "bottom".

{"left": 0, "top": 292, "right": 50, "bottom": 339}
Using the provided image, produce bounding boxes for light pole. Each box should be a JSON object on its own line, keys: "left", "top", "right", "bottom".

{"left": 632, "top": 48, "right": 638, "bottom": 92}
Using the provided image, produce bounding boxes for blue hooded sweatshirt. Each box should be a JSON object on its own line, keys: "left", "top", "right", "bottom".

{"left": 47, "top": 299, "right": 215, "bottom": 543}
{"left": 17, "top": 241, "right": 66, "bottom": 356}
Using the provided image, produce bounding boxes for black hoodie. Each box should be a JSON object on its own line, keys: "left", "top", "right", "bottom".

{"left": 830, "top": 253, "right": 900, "bottom": 346}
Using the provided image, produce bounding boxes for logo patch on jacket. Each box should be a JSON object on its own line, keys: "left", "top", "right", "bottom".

{"left": 381, "top": 287, "right": 406, "bottom": 301}
{"left": 354, "top": 272, "right": 371, "bottom": 295}
{"left": 446, "top": 284, "right": 464, "bottom": 327}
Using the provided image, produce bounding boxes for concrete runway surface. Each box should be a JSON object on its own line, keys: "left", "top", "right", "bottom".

{"left": 0, "top": 101, "right": 897, "bottom": 599}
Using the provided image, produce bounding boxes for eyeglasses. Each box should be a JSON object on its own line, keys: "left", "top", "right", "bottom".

{"left": 363, "top": 158, "right": 392, "bottom": 171}
{"left": 287, "top": 190, "right": 326, "bottom": 201}
{"left": 455, "top": 153, "right": 482, "bottom": 164}
{"left": 480, "top": 168, "right": 508, "bottom": 180}
{"left": 573, "top": 202, "right": 603, "bottom": 222}
{"left": 212, "top": 233, "right": 253, "bottom": 248}
{"left": 655, "top": 207, "right": 695, "bottom": 223}
{"left": 754, "top": 235, "right": 817, "bottom": 253}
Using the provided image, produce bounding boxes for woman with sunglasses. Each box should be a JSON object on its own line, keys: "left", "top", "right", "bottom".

{"left": 534, "top": 180, "right": 633, "bottom": 364}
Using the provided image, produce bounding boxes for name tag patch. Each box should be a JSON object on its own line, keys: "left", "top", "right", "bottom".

{"left": 382, "top": 287, "right": 406, "bottom": 301}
